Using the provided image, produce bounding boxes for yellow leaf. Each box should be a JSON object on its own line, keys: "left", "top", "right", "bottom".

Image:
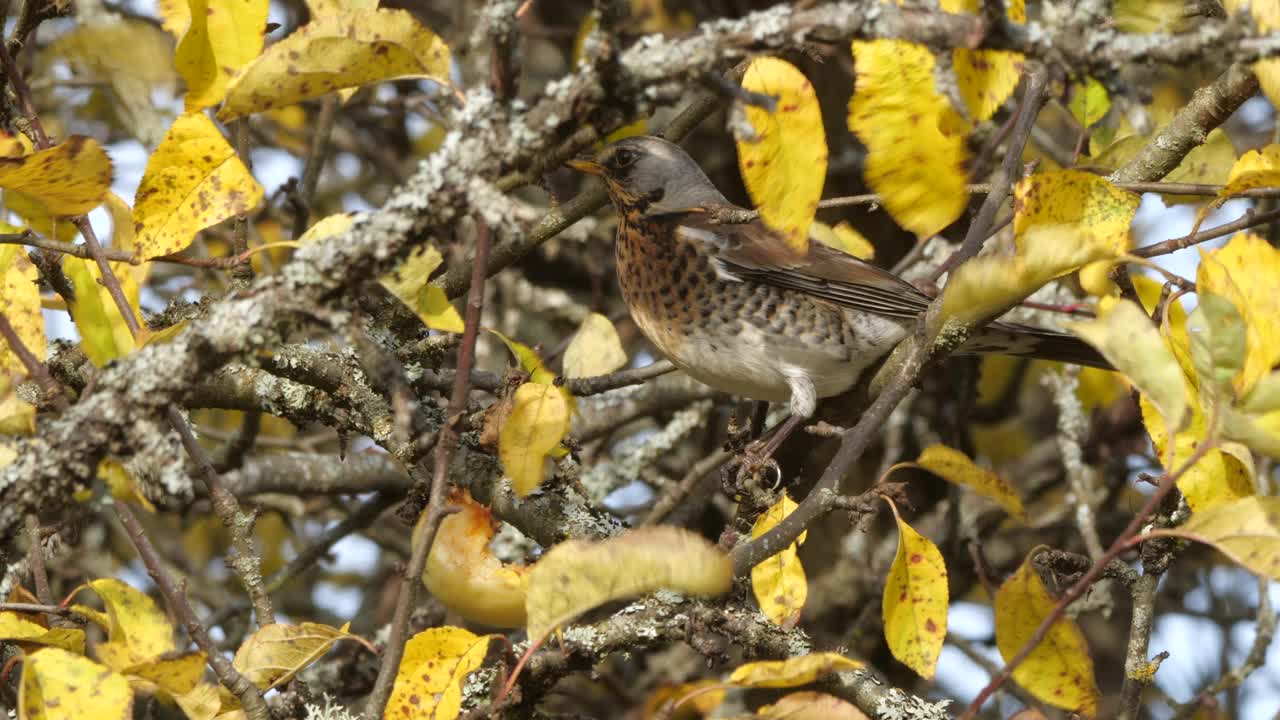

{"left": 1, "top": 243, "right": 44, "bottom": 376}
{"left": 1155, "top": 496, "right": 1280, "bottom": 580}
{"left": 499, "top": 382, "right": 570, "bottom": 496}
{"left": 995, "top": 554, "right": 1099, "bottom": 717}
{"left": 915, "top": 444, "right": 1026, "bottom": 520}
{"left": 562, "top": 313, "right": 628, "bottom": 379}
{"left": 490, "top": 330, "right": 556, "bottom": 385}
{"left": 0, "top": 136, "right": 112, "bottom": 215}
{"left": 422, "top": 489, "right": 529, "bottom": 628}
{"left": 1162, "top": 129, "right": 1235, "bottom": 206}
{"left": 133, "top": 113, "right": 264, "bottom": 259}
{"left": 232, "top": 622, "right": 355, "bottom": 691}
{"left": 750, "top": 493, "right": 807, "bottom": 627}
{"left": 0, "top": 611, "right": 86, "bottom": 653}
{"left": 175, "top": 0, "right": 269, "bottom": 111}
{"left": 941, "top": 0, "right": 1026, "bottom": 121}
{"left": 104, "top": 193, "right": 147, "bottom": 288}
{"left": 810, "top": 221, "right": 874, "bottom": 260}
{"left": 306, "top": 0, "right": 377, "bottom": 18}
{"left": 296, "top": 211, "right": 356, "bottom": 244}
{"left": 219, "top": 9, "right": 451, "bottom": 121}
{"left": 156, "top": 0, "right": 192, "bottom": 36}
{"left": 1014, "top": 170, "right": 1139, "bottom": 259}
{"left": 173, "top": 683, "right": 221, "bottom": 720}
{"left": 1068, "top": 299, "right": 1188, "bottom": 435}
{"left": 1141, "top": 395, "right": 1255, "bottom": 512}
{"left": 757, "top": 691, "right": 870, "bottom": 720}
{"left": 1200, "top": 146, "right": 1280, "bottom": 224}
{"left": 1224, "top": 1, "right": 1280, "bottom": 110}
{"left": 5, "top": 191, "right": 78, "bottom": 243}
{"left": 524, "top": 527, "right": 731, "bottom": 640}
{"left": 881, "top": 497, "right": 948, "bottom": 680}
{"left": 1196, "top": 233, "right": 1280, "bottom": 396}
{"left": 123, "top": 651, "right": 207, "bottom": 695}
{"left": 736, "top": 57, "right": 826, "bottom": 252}
{"left": 99, "top": 458, "right": 156, "bottom": 512}
{"left": 728, "top": 652, "right": 863, "bottom": 689}
{"left": 63, "top": 257, "right": 140, "bottom": 367}
{"left": 19, "top": 648, "right": 133, "bottom": 720}
{"left": 378, "top": 240, "right": 465, "bottom": 334}
{"left": 87, "top": 578, "right": 176, "bottom": 668}
{"left": 386, "top": 627, "right": 493, "bottom": 720}
{"left": 942, "top": 224, "right": 1115, "bottom": 326}
{"left": 849, "top": 38, "right": 968, "bottom": 239}
{"left": 1068, "top": 77, "right": 1110, "bottom": 128}
{"left": 642, "top": 680, "right": 725, "bottom": 719}
{"left": 1115, "top": 0, "right": 1192, "bottom": 32}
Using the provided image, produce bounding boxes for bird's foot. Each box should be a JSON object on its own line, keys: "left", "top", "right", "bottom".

{"left": 732, "top": 438, "right": 783, "bottom": 489}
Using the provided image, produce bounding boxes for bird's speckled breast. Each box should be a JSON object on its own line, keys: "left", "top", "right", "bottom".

{"left": 614, "top": 214, "right": 898, "bottom": 403}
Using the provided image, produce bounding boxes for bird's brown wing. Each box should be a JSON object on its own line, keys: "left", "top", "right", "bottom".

{"left": 677, "top": 210, "right": 932, "bottom": 319}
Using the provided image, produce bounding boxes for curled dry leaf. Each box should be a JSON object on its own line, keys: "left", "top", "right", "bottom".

{"left": 914, "top": 444, "right": 1026, "bottom": 521}
{"left": 20, "top": 648, "right": 133, "bottom": 720}
{"left": 233, "top": 622, "right": 357, "bottom": 691}
{"left": 848, "top": 38, "right": 967, "bottom": 239}
{"left": 727, "top": 652, "right": 863, "bottom": 689}
{"left": 219, "top": 9, "right": 451, "bottom": 121}
{"left": 133, "top": 113, "right": 264, "bottom": 259}
{"left": 881, "top": 497, "right": 948, "bottom": 680}
{"left": 387, "top": 626, "right": 494, "bottom": 720}
{"left": 524, "top": 526, "right": 731, "bottom": 641}
{"left": 421, "top": 489, "right": 530, "bottom": 627}
{"left": 757, "top": 691, "right": 870, "bottom": 719}
{"left": 995, "top": 553, "right": 1099, "bottom": 717}
{"left": 0, "top": 136, "right": 112, "bottom": 216}
{"left": 750, "top": 493, "right": 807, "bottom": 628}
{"left": 562, "top": 313, "right": 628, "bottom": 379}
{"left": 736, "top": 57, "right": 826, "bottom": 252}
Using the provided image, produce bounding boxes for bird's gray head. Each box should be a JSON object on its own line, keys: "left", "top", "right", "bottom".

{"left": 568, "top": 136, "right": 727, "bottom": 216}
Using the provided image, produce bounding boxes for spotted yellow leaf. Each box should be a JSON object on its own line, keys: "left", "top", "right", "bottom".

{"left": 995, "top": 553, "right": 1099, "bottom": 717}
{"left": 19, "top": 648, "right": 132, "bottom": 720}
{"left": 85, "top": 578, "right": 177, "bottom": 669}
{"left": 175, "top": 0, "right": 269, "bottom": 111}
{"left": 751, "top": 493, "right": 807, "bottom": 627}
{"left": 133, "top": 113, "right": 264, "bottom": 259}
{"left": 915, "top": 444, "right": 1026, "bottom": 520}
{"left": 0, "top": 611, "right": 86, "bottom": 654}
{"left": 219, "top": 9, "right": 450, "bottom": 121}
{"left": 849, "top": 39, "right": 968, "bottom": 239}
{"left": 941, "top": 0, "right": 1026, "bottom": 121}
{"left": 525, "top": 527, "right": 731, "bottom": 641}
{"left": 0, "top": 136, "right": 112, "bottom": 216}
{"left": 1152, "top": 496, "right": 1280, "bottom": 580}
{"left": 736, "top": 57, "right": 826, "bottom": 251}
{"left": 123, "top": 651, "right": 207, "bottom": 695}
{"left": 0, "top": 243, "right": 44, "bottom": 377}
{"left": 387, "top": 627, "right": 493, "bottom": 720}
{"left": 881, "top": 497, "right": 947, "bottom": 679}
{"left": 562, "top": 313, "right": 627, "bottom": 379}
{"left": 499, "top": 382, "right": 570, "bottom": 497}
{"left": 306, "top": 0, "right": 377, "bottom": 19}
{"left": 728, "top": 652, "right": 864, "bottom": 689}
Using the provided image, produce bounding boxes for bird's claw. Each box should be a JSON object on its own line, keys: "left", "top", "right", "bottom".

{"left": 733, "top": 441, "right": 782, "bottom": 489}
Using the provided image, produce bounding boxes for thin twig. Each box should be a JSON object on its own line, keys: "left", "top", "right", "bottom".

{"left": 0, "top": 603, "right": 85, "bottom": 619}
{"left": 642, "top": 449, "right": 732, "bottom": 525}
{"left": 1133, "top": 206, "right": 1280, "bottom": 258}
{"left": 364, "top": 220, "right": 491, "bottom": 720}
{"left": 230, "top": 121, "right": 255, "bottom": 285}
{"left": 564, "top": 360, "right": 676, "bottom": 396}
{"left": 25, "top": 516, "right": 50, "bottom": 604}
{"left": 1172, "top": 576, "right": 1276, "bottom": 719}
{"left": 817, "top": 181, "right": 1280, "bottom": 210}
{"left": 0, "top": 311, "right": 67, "bottom": 409}
{"left": 0, "top": 231, "right": 138, "bottom": 263}
{"left": 115, "top": 503, "right": 270, "bottom": 720}
{"left": 960, "top": 438, "right": 1217, "bottom": 718}
{"left": 264, "top": 493, "right": 397, "bottom": 595}
{"left": 293, "top": 95, "right": 339, "bottom": 235}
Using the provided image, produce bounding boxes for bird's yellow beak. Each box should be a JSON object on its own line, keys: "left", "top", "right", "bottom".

{"left": 566, "top": 158, "right": 605, "bottom": 176}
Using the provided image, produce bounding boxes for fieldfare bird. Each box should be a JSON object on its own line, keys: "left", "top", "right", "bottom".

{"left": 569, "top": 135, "right": 1108, "bottom": 467}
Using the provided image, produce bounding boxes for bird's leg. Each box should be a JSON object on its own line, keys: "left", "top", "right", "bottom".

{"left": 736, "top": 373, "right": 815, "bottom": 481}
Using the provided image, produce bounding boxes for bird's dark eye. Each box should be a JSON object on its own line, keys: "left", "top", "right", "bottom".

{"left": 611, "top": 148, "right": 638, "bottom": 170}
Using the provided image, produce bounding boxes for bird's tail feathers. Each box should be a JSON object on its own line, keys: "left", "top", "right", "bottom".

{"left": 958, "top": 322, "right": 1112, "bottom": 370}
